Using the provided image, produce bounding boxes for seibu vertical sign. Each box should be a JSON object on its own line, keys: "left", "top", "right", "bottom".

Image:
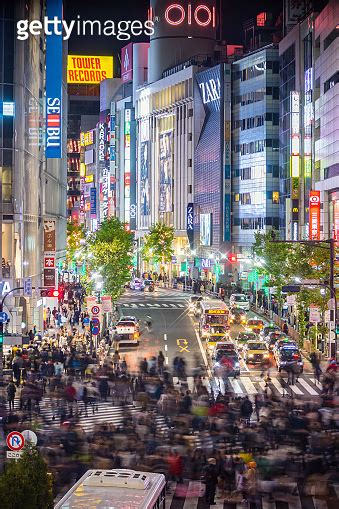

{"left": 45, "top": 0, "right": 62, "bottom": 159}
{"left": 309, "top": 190, "right": 320, "bottom": 240}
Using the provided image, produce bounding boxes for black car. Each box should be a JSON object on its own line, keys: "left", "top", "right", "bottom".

{"left": 229, "top": 307, "right": 247, "bottom": 325}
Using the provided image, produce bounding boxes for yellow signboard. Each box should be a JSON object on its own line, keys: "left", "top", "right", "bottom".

{"left": 80, "top": 130, "right": 95, "bottom": 147}
{"left": 208, "top": 309, "right": 226, "bottom": 314}
{"left": 67, "top": 55, "right": 113, "bottom": 84}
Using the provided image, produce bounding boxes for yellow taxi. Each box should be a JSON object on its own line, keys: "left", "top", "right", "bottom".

{"left": 206, "top": 325, "right": 230, "bottom": 353}
{"left": 243, "top": 340, "right": 269, "bottom": 364}
{"left": 246, "top": 318, "right": 264, "bottom": 334}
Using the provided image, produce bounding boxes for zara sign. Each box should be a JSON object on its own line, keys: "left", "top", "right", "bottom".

{"left": 199, "top": 77, "right": 221, "bottom": 105}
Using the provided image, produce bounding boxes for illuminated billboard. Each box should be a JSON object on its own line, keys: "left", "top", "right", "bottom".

{"left": 46, "top": 0, "right": 62, "bottom": 158}
{"left": 67, "top": 55, "right": 113, "bottom": 84}
{"left": 159, "top": 131, "right": 173, "bottom": 213}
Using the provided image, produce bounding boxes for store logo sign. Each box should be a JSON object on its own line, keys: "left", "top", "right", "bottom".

{"left": 165, "top": 3, "right": 216, "bottom": 28}
{"left": 309, "top": 190, "right": 320, "bottom": 240}
{"left": 98, "top": 123, "right": 105, "bottom": 161}
{"left": 199, "top": 78, "right": 220, "bottom": 104}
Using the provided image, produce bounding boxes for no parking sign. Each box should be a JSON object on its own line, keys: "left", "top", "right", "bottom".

{"left": 6, "top": 431, "right": 25, "bottom": 451}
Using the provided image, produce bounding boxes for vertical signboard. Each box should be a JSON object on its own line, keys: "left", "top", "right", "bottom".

{"left": 309, "top": 190, "right": 320, "bottom": 240}
{"left": 139, "top": 119, "right": 151, "bottom": 229}
{"left": 109, "top": 106, "right": 116, "bottom": 218}
{"left": 187, "top": 203, "right": 194, "bottom": 250}
{"left": 45, "top": 0, "right": 62, "bottom": 158}
{"left": 90, "top": 187, "right": 97, "bottom": 217}
{"left": 124, "top": 108, "right": 131, "bottom": 229}
{"left": 290, "top": 91, "right": 300, "bottom": 239}
{"left": 43, "top": 219, "right": 56, "bottom": 287}
{"left": 159, "top": 131, "right": 173, "bottom": 213}
{"left": 223, "top": 64, "right": 231, "bottom": 242}
{"left": 121, "top": 43, "right": 133, "bottom": 83}
{"left": 129, "top": 108, "right": 137, "bottom": 231}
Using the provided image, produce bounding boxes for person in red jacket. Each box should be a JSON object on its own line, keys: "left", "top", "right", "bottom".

{"left": 167, "top": 449, "right": 183, "bottom": 483}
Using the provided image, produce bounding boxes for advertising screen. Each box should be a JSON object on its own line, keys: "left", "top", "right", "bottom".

{"left": 200, "top": 213, "right": 212, "bottom": 246}
{"left": 159, "top": 130, "right": 173, "bottom": 213}
{"left": 140, "top": 141, "right": 150, "bottom": 217}
{"left": 67, "top": 55, "right": 113, "bottom": 84}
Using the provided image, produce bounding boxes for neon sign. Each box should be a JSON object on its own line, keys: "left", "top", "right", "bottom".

{"left": 165, "top": 3, "right": 216, "bottom": 27}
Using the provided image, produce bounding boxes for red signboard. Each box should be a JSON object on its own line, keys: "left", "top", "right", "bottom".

{"left": 121, "top": 43, "right": 133, "bottom": 83}
{"left": 309, "top": 190, "right": 320, "bottom": 240}
{"left": 44, "top": 256, "right": 55, "bottom": 269}
{"left": 334, "top": 200, "right": 339, "bottom": 242}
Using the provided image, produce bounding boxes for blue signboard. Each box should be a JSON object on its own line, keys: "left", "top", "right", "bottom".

{"left": 90, "top": 187, "right": 97, "bottom": 216}
{"left": 45, "top": 0, "right": 62, "bottom": 158}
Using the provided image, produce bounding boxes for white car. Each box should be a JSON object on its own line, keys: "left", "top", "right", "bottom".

{"left": 229, "top": 293, "right": 250, "bottom": 311}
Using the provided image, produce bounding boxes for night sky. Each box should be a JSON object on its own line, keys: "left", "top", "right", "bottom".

{"left": 64, "top": 0, "right": 283, "bottom": 56}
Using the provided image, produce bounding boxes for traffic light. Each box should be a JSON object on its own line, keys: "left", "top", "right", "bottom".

{"left": 228, "top": 254, "right": 237, "bottom": 263}
{"left": 40, "top": 288, "right": 59, "bottom": 298}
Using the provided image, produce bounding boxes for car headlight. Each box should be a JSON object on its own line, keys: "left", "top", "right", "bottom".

{"left": 234, "top": 362, "right": 240, "bottom": 368}
{"left": 248, "top": 353, "right": 254, "bottom": 357}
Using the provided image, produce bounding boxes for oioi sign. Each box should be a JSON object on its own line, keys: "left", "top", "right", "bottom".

{"left": 164, "top": 3, "right": 216, "bottom": 27}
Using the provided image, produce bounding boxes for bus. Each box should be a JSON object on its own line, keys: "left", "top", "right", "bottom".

{"left": 54, "top": 469, "right": 166, "bottom": 509}
{"left": 197, "top": 300, "right": 229, "bottom": 339}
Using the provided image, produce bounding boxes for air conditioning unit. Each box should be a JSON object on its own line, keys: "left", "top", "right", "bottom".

{"left": 83, "top": 469, "right": 151, "bottom": 490}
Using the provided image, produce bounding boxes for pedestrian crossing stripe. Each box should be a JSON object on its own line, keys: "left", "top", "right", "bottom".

{"left": 120, "top": 302, "right": 185, "bottom": 309}
{"left": 171, "top": 375, "right": 323, "bottom": 398}
{"left": 7, "top": 399, "right": 141, "bottom": 434}
{"left": 165, "top": 482, "right": 338, "bottom": 508}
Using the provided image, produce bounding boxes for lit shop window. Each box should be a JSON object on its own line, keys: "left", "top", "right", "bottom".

{"left": 272, "top": 191, "right": 279, "bottom": 204}
{"left": 234, "top": 193, "right": 240, "bottom": 202}
{"left": 2, "top": 102, "right": 15, "bottom": 116}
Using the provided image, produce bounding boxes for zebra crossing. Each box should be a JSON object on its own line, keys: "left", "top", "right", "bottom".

{"left": 165, "top": 482, "right": 339, "bottom": 508}
{"left": 170, "top": 374, "right": 323, "bottom": 399}
{"left": 7, "top": 399, "right": 142, "bottom": 434}
{"left": 120, "top": 301, "right": 187, "bottom": 309}
{"left": 212, "top": 374, "right": 323, "bottom": 398}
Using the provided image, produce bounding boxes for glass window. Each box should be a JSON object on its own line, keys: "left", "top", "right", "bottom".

{"left": 272, "top": 192, "right": 279, "bottom": 204}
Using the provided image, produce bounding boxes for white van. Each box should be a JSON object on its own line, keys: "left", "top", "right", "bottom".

{"left": 229, "top": 293, "right": 250, "bottom": 311}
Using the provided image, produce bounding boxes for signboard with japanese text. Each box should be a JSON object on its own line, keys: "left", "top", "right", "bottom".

{"left": 309, "top": 190, "right": 320, "bottom": 240}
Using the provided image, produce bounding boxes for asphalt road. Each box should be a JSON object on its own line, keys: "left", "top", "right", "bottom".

{"left": 117, "top": 287, "right": 205, "bottom": 374}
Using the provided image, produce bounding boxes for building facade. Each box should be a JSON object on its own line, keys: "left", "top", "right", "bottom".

{"left": 313, "top": 0, "right": 339, "bottom": 240}
{"left": 0, "top": 0, "right": 67, "bottom": 331}
{"left": 232, "top": 45, "right": 280, "bottom": 259}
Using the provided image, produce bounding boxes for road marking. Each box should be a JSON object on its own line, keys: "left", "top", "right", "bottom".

{"left": 177, "top": 304, "right": 185, "bottom": 308}
{"left": 258, "top": 381, "right": 267, "bottom": 391}
{"left": 164, "top": 344, "right": 168, "bottom": 352}
{"left": 138, "top": 303, "right": 145, "bottom": 307}
{"left": 165, "top": 356, "right": 169, "bottom": 365}
{"left": 164, "top": 333, "right": 167, "bottom": 341}
{"left": 162, "top": 303, "right": 169, "bottom": 307}
{"left": 194, "top": 330, "right": 211, "bottom": 376}
{"left": 270, "top": 378, "right": 284, "bottom": 394}
{"left": 282, "top": 379, "right": 303, "bottom": 395}
{"left": 228, "top": 378, "right": 244, "bottom": 394}
{"left": 241, "top": 377, "right": 257, "bottom": 394}
{"left": 169, "top": 303, "right": 177, "bottom": 308}
{"left": 177, "top": 338, "right": 190, "bottom": 353}
{"left": 310, "top": 377, "right": 322, "bottom": 387}
{"left": 298, "top": 378, "right": 319, "bottom": 395}
{"left": 152, "top": 303, "right": 161, "bottom": 307}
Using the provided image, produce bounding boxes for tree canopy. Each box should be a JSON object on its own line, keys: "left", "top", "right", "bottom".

{"left": 141, "top": 222, "right": 174, "bottom": 264}
{"left": 86, "top": 217, "right": 134, "bottom": 301}
{"left": 0, "top": 444, "right": 54, "bottom": 509}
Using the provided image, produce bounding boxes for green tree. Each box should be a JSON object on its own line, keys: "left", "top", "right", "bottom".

{"left": 141, "top": 222, "right": 174, "bottom": 264}
{"left": 66, "top": 222, "right": 86, "bottom": 264}
{"left": 0, "top": 444, "right": 54, "bottom": 509}
{"left": 88, "top": 217, "right": 134, "bottom": 301}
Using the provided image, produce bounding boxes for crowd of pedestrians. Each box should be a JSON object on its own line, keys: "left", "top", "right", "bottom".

{"left": 1, "top": 336, "right": 338, "bottom": 506}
